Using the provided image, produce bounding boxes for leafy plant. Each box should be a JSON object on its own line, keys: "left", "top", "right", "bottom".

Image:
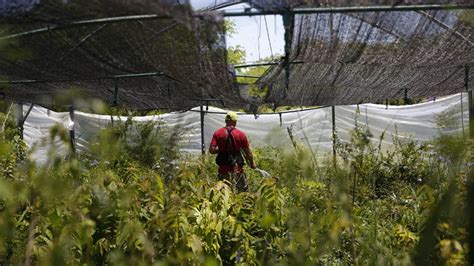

{"left": 0, "top": 107, "right": 471, "bottom": 265}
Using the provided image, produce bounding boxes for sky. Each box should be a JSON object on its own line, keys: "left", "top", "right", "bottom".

{"left": 226, "top": 13, "right": 285, "bottom": 62}
{"left": 190, "top": 1, "right": 285, "bottom": 63}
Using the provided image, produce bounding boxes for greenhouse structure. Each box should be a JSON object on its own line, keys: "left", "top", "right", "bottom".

{"left": 0, "top": 0, "right": 473, "bottom": 265}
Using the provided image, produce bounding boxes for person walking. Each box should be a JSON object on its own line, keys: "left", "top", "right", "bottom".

{"left": 209, "top": 111, "right": 256, "bottom": 192}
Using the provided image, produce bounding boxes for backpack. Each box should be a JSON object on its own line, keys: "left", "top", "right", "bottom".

{"left": 215, "top": 127, "right": 245, "bottom": 167}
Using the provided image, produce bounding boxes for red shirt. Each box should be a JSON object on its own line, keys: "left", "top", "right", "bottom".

{"left": 210, "top": 126, "right": 250, "bottom": 174}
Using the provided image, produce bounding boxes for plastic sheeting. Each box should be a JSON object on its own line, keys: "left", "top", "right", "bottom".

{"left": 23, "top": 93, "right": 469, "bottom": 164}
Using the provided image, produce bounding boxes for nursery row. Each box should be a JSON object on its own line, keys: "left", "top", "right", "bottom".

{"left": 0, "top": 112, "right": 473, "bottom": 265}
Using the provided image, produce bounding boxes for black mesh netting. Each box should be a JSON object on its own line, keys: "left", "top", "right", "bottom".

{"left": 256, "top": 8, "right": 474, "bottom": 106}
{"left": 0, "top": 0, "right": 194, "bottom": 24}
{"left": 1, "top": 1, "right": 473, "bottom": 110}
{"left": 0, "top": 0, "right": 242, "bottom": 110}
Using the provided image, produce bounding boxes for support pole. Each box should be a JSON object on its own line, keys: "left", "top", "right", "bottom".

{"left": 69, "top": 105, "right": 76, "bottom": 155}
{"left": 469, "top": 90, "right": 473, "bottom": 139}
{"left": 332, "top": 105, "right": 336, "bottom": 169}
{"left": 226, "top": 4, "right": 474, "bottom": 17}
{"left": 113, "top": 78, "right": 119, "bottom": 106}
{"left": 234, "top": 61, "right": 303, "bottom": 69}
{"left": 200, "top": 105, "right": 205, "bottom": 155}
{"left": 404, "top": 88, "right": 409, "bottom": 105}
{"left": 1, "top": 71, "right": 167, "bottom": 85}
{"left": 282, "top": 12, "right": 294, "bottom": 99}
{"left": 466, "top": 65, "right": 473, "bottom": 140}
{"left": 2, "top": 5, "right": 473, "bottom": 40}
{"left": 16, "top": 103, "right": 34, "bottom": 140}
{"left": 15, "top": 103, "right": 23, "bottom": 138}
{"left": 461, "top": 92, "right": 465, "bottom": 138}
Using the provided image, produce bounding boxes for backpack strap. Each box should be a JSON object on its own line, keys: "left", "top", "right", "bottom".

{"left": 224, "top": 127, "right": 237, "bottom": 152}
{"left": 216, "top": 127, "right": 244, "bottom": 167}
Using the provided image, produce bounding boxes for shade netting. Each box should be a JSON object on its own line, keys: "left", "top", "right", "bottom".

{"left": 0, "top": 1, "right": 472, "bottom": 110}
{"left": 255, "top": 3, "right": 474, "bottom": 107}
{"left": 0, "top": 0, "right": 242, "bottom": 110}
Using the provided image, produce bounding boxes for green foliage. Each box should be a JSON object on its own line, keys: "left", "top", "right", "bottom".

{"left": 0, "top": 107, "right": 471, "bottom": 265}
{"left": 335, "top": 125, "right": 443, "bottom": 198}
{"left": 234, "top": 56, "right": 280, "bottom": 107}
{"left": 227, "top": 45, "right": 246, "bottom": 66}
{"left": 223, "top": 20, "right": 237, "bottom": 36}
{"left": 459, "top": 10, "right": 474, "bottom": 27}
{"left": 225, "top": 20, "right": 246, "bottom": 66}
{"left": 0, "top": 108, "right": 27, "bottom": 180}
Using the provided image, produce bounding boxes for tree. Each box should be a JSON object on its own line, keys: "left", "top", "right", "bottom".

{"left": 225, "top": 20, "right": 246, "bottom": 65}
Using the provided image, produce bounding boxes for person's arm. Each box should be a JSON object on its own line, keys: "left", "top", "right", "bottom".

{"left": 240, "top": 132, "right": 256, "bottom": 168}
{"left": 209, "top": 133, "right": 219, "bottom": 154}
{"left": 242, "top": 147, "right": 256, "bottom": 169}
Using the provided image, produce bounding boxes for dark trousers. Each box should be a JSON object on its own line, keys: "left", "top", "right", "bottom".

{"left": 217, "top": 172, "right": 249, "bottom": 193}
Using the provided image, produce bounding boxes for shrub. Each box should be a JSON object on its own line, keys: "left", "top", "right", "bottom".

{"left": 0, "top": 110, "right": 471, "bottom": 265}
